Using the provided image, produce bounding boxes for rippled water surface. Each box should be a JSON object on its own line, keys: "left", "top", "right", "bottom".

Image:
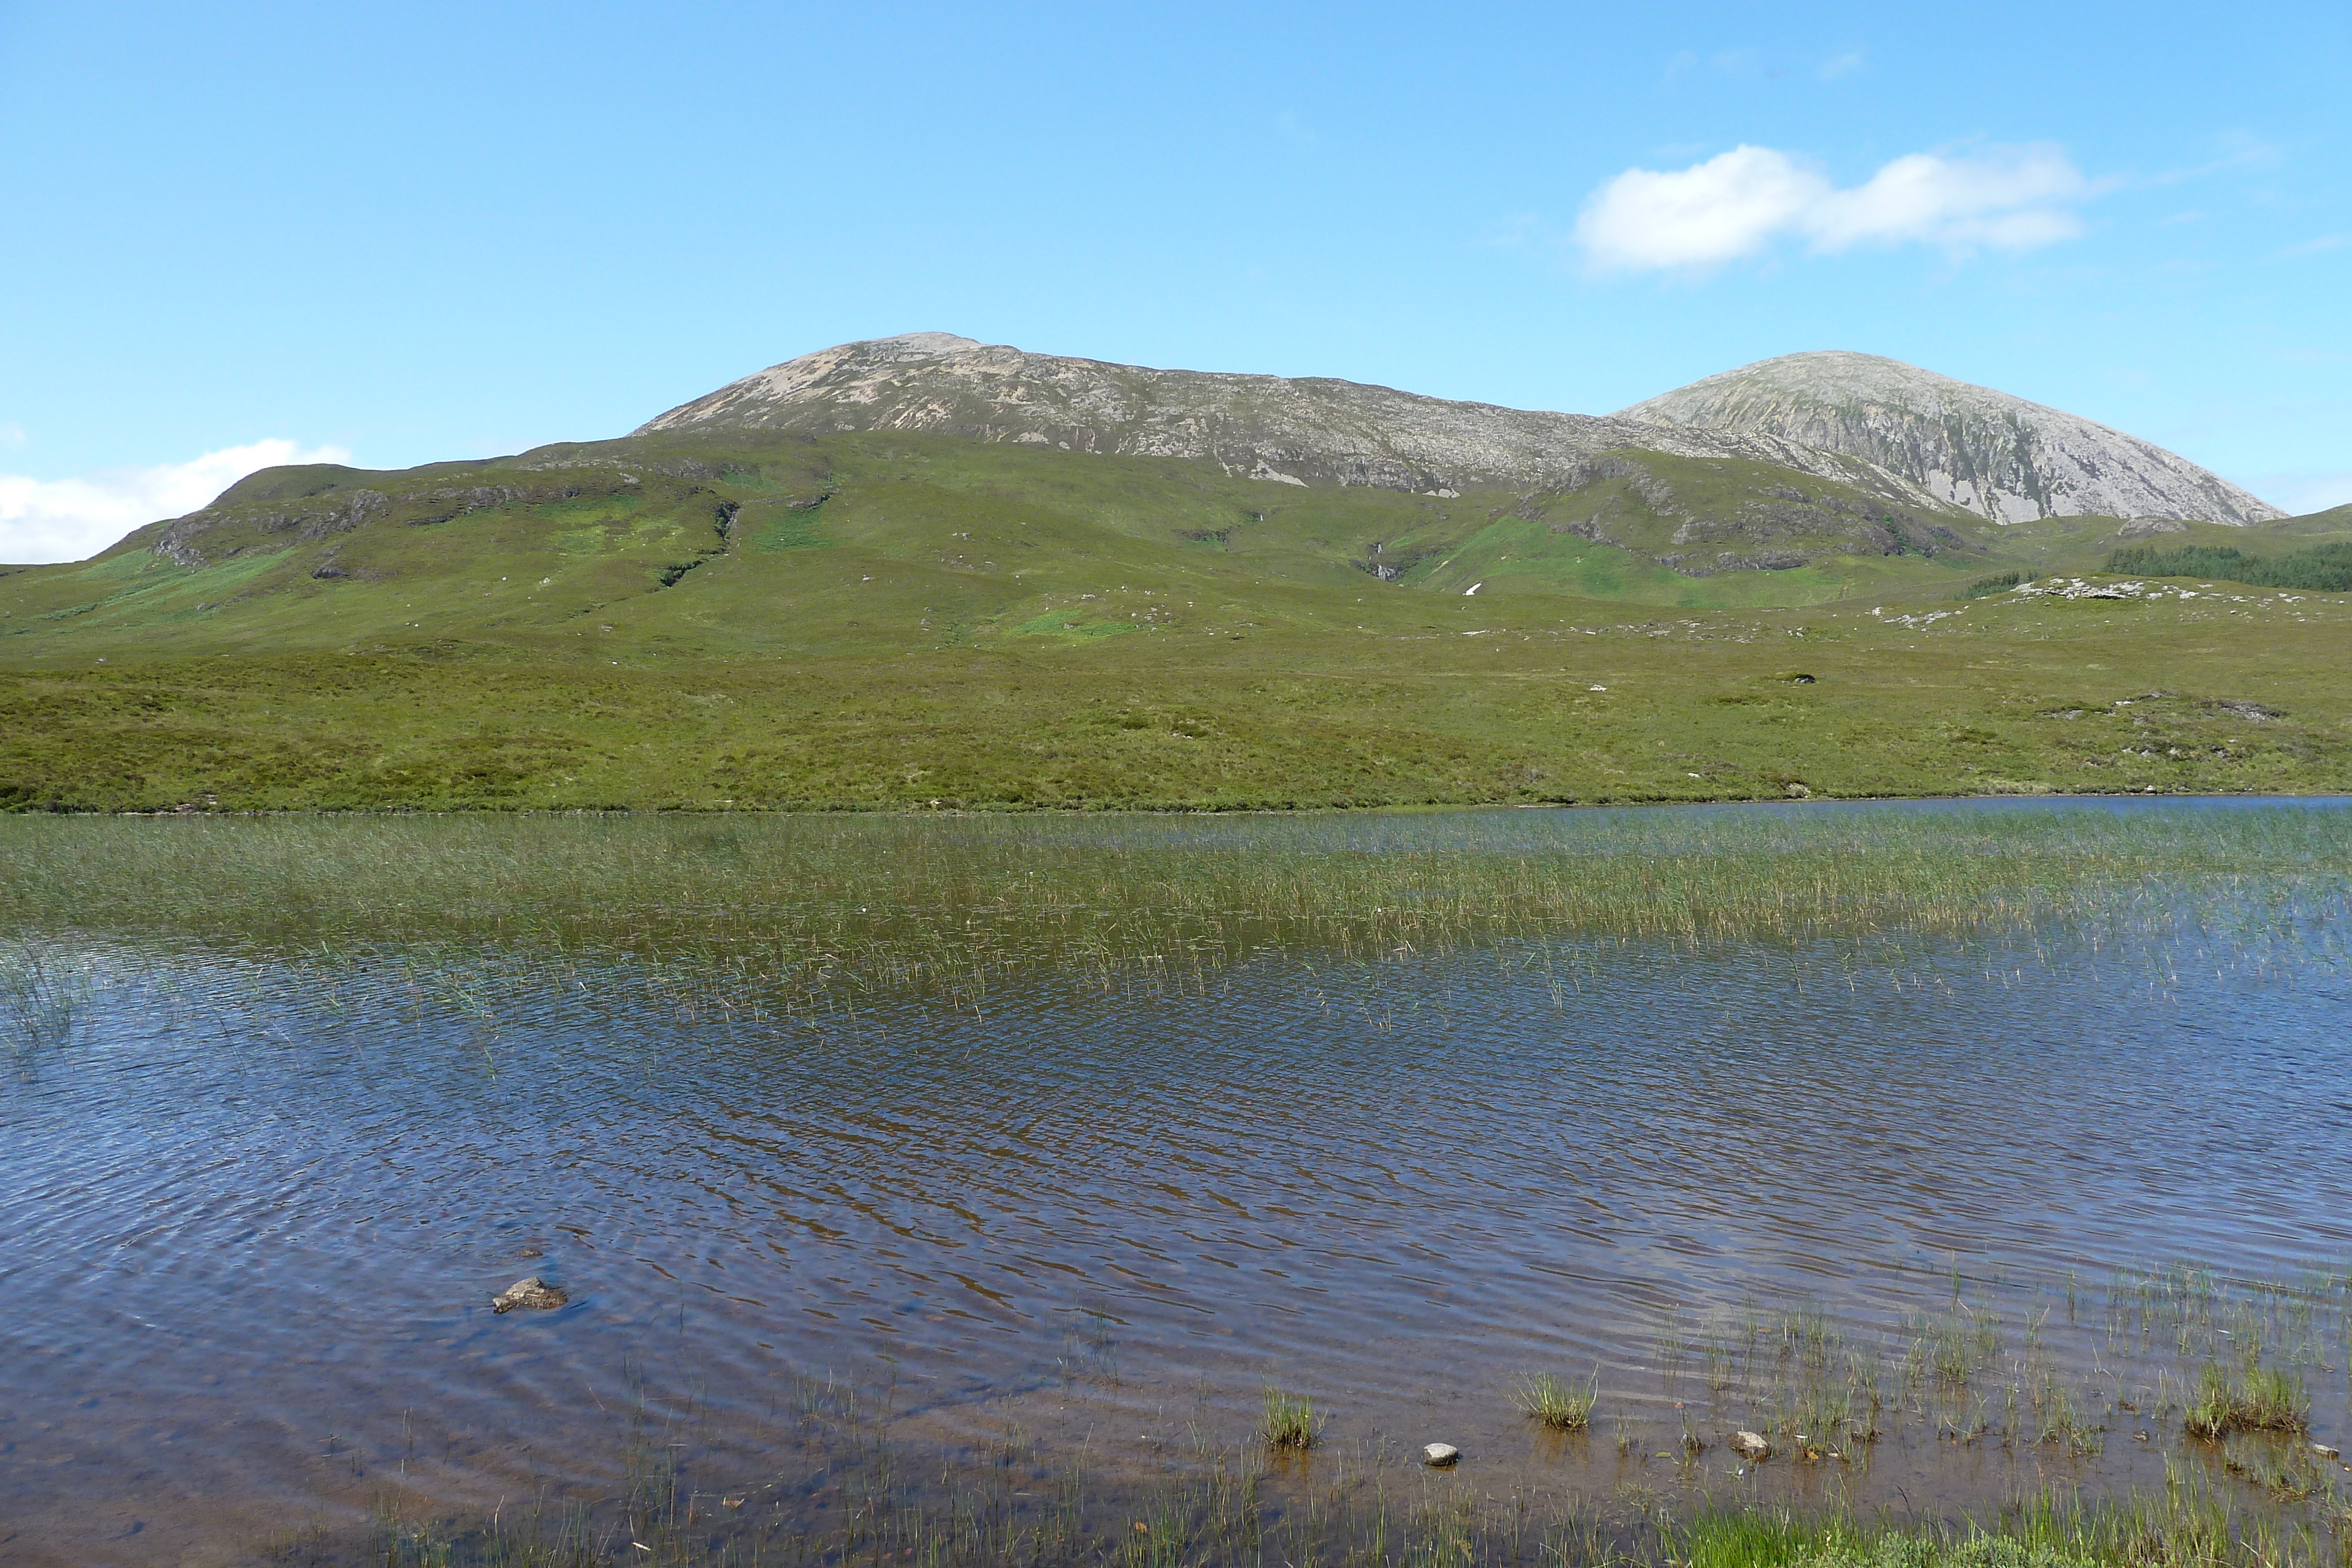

{"left": 4, "top": 801, "right": 2350, "bottom": 1564}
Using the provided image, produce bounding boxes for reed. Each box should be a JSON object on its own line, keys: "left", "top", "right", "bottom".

{"left": 3, "top": 805, "right": 2346, "bottom": 1021}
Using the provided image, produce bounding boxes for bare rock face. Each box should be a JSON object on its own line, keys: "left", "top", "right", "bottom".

{"left": 634, "top": 335, "right": 1927, "bottom": 503}
{"left": 1617, "top": 351, "right": 2281, "bottom": 526}
{"left": 492, "top": 1276, "right": 569, "bottom": 1313}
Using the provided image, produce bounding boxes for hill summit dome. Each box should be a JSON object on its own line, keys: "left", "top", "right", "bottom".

{"left": 1616, "top": 350, "right": 2281, "bottom": 526}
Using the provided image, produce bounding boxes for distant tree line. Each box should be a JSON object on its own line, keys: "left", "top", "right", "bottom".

{"left": 2102, "top": 541, "right": 2352, "bottom": 592}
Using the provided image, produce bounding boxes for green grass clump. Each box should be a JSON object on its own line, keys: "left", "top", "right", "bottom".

{"left": 1512, "top": 1369, "right": 1598, "bottom": 1431}
{"left": 2184, "top": 1360, "right": 2308, "bottom": 1439}
{"left": 1962, "top": 571, "right": 2027, "bottom": 598}
{"left": 1259, "top": 1385, "right": 1321, "bottom": 1450}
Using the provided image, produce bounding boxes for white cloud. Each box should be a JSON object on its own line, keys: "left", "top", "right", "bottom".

{"left": 1573, "top": 145, "right": 1828, "bottom": 270}
{"left": 0, "top": 439, "right": 350, "bottom": 565}
{"left": 1818, "top": 50, "right": 1867, "bottom": 81}
{"left": 1574, "top": 143, "right": 2092, "bottom": 272}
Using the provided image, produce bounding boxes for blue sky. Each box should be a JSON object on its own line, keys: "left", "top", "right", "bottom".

{"left": 2, "top": 1, "right": 2347, "bottom": 560}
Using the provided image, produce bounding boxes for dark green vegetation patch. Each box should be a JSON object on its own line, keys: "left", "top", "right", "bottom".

{"left": 2103, "top": 541, "right": 2352, "bottom": 592}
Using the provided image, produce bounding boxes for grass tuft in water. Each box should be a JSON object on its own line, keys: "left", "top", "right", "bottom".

{"left": 1513, "top": 1369, "right": 1599, "bottom": 1431}
{"left": 1258, "top": 1385, "right": 1321, "bottom": 1450}
{"left": 2185, "top": 1360, "right": 2308, "bottom": 1439}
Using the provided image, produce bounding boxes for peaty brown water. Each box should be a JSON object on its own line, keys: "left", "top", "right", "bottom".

{"left": 4, "top": 801, "right": 2351, "bottom": 1564}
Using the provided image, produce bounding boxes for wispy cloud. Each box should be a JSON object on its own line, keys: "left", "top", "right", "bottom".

{"left": 1817, "top": 50, "right": 1867, "bottom": 81}
{"left": 1573, "top": 143, "right": 2092, "bottom": 272}
{"left": 0, "top": 439, "right": 350, "bottom": 565}
{"left": 2146, "top": 130, "right": 2281, "bottom": 186}
{"left": 2276, "top": 233, "right": 2346, "bottom": 259}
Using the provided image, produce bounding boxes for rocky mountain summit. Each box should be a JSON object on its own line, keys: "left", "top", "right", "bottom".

{"left": 635, "top": 333, "right": 1927, "bottom": 503}
{"left": 1618, "top": 351, "right": 2281, "bottom": 526}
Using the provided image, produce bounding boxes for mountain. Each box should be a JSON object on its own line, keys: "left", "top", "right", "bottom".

{"left": 635, "top": 332, "right": 1932, "bottom": 504}
{"left": 1617, "top": 351, "right": 2282, "bottom": 526}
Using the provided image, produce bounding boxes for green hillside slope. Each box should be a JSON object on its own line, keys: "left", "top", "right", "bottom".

{"left": 3, "top": 433, "right": 2348, "bottom": 811}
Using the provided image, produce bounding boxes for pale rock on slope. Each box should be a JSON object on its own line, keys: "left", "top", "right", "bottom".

{"left": 636, "top": 334, "right": 1933, "bottom": 502}
{"left": 1616, "top": 351, "right": 2281, "bottom": 526}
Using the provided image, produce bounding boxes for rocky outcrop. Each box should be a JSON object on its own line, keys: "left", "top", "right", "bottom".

{"left": 1617, "top": 351, "right": 2281, "bottom": 526}
{"left": 634, "top": 334, "right": 1929, "bottom": 503}
{"left": 151, "top": 482, "right": 604, "bottom": 566}
{"left": 153, "top": 489, "right": 390, "bottom": 566}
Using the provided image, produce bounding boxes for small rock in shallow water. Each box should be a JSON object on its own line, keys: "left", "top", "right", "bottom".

{"left": 1422, "top": 1443, "right": 1459, "bottom": 1466}
{"left": 2316, "top": 1443, "right": 2342, "bottom": 1460}
{"left": 1732, "top": 1430, "right": 1771, "bottom": 1460}
{"left": 493, "top": 1276, "right": 569, "bottom": 1313}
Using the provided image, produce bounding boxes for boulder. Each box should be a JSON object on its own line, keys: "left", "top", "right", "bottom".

{"left": 492, "top": 1276, "right": 569, "bottom": 1313}
{"left": 1422, "top": 1443, "right": 1460, "bottom": 1467}
{"left": 1732, "top": 1430, "right": 1771, "bottom": 1461}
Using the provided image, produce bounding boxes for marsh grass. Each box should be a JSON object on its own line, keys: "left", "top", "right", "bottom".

{"left": 1515, "top": 1370, "right": 1601, "bottom": 1432}
{"left": 1259, "top": 1385, "right": 1322, "bottom": 1450}
{"left": 4, "top": 807, "right": 2347, "bottom": 1025}
{"left": 1655, "top": 1261, "right": 2352, "bottom": 1490}
{"left": 2187, "top": 1362, "right": 2310, "bottom": 1440}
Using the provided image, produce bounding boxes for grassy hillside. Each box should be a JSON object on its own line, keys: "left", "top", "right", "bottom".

{"left": 2, "top": 432, "right": 2348, "bottom": 810}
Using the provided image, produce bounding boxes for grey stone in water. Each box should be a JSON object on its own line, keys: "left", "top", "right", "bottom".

{"left": 493, "top": 1276, "right": 569, "bottom": 1313}
{"left": 1732, "top": 1430, "right": 1772, "bottom": 1461}
{"left": 2316, "top": 1443, "right": 2343, "bottom": 1460}
{"left": 1422, "top": 1443, "right": 1459, "bottom": 1467}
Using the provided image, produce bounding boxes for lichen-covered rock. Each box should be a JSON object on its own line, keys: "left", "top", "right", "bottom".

{"left": 492, "top": 1276, "right": 569, "bottom": 1313}
{"left": 1422, "top": 1442, "right": 1460, "bottom": 1467}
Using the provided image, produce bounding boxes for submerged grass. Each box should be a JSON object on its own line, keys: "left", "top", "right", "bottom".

{"left": 285, "top": 1445, "right": 2352, "bottom": 1568}
{"left": 0, "top": 937, "right": 90, "bottom": 1058}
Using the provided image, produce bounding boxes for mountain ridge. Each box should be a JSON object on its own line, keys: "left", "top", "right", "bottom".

{"left": 634, "top": 333, "right": 1940, "bottom": 509}
{"left": 634, "top": 334, "right": 2272, "bottom": 527}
